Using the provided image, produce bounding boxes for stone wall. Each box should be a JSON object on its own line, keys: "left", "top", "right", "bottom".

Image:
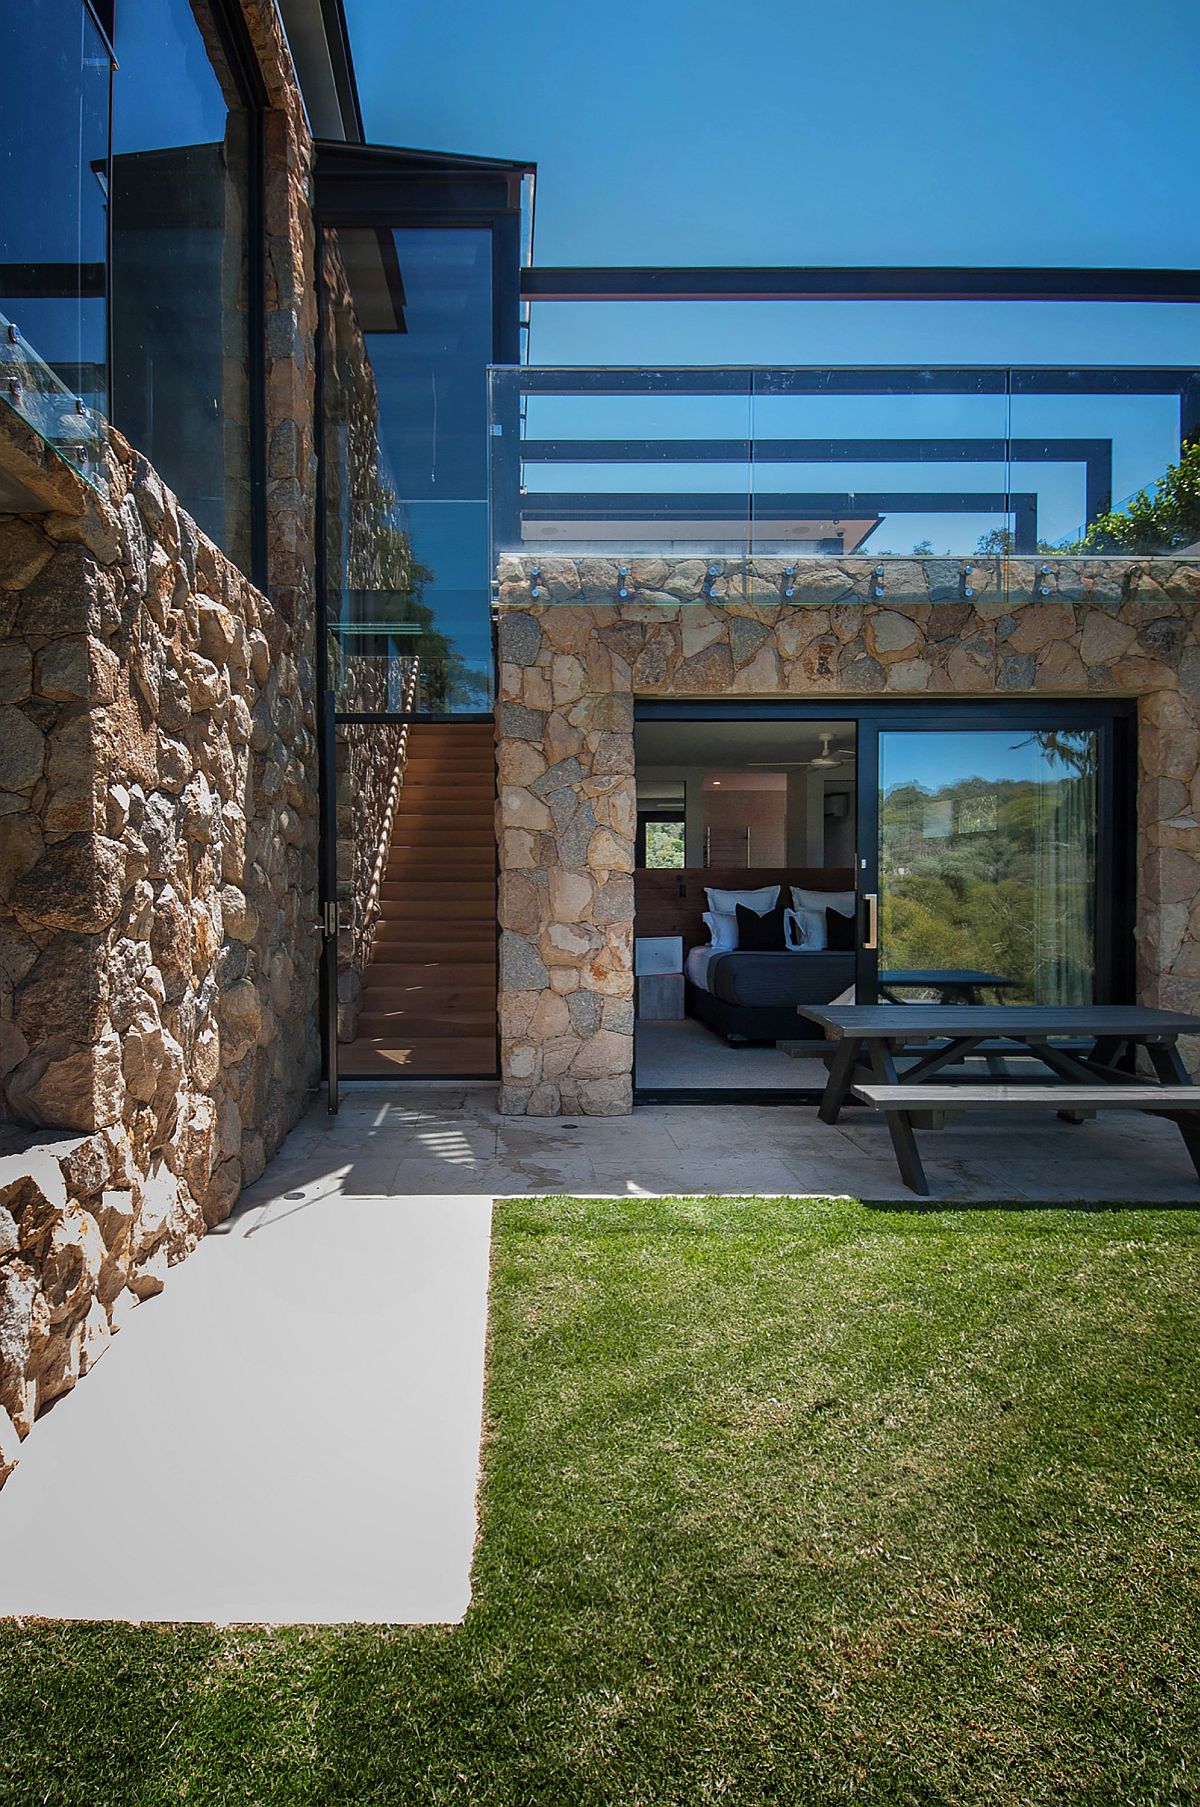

{"left": 494, "top": 554, "right": 1200, "bottom": 1116}
{"left": 0, "top": 0, "right": 322, "bottom": 1481}
{"left": 335, "top": 717, "right": 406, "bottom": 1040}
{"left": 246, "top": 0, "right": 319, "bottom": 635}
{"left": 0, "top": 424, "right": 321, "bottom": 1459}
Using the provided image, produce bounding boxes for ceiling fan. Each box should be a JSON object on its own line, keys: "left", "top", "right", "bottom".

{"left": 747, "top": 733, "right": 852, "bottom": 770}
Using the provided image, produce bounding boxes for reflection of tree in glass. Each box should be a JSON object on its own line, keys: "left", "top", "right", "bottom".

{"left": 879, "top": 734, "right": 1096, "bottom": 1003}
{"left": 1061, "top": 441, "right": 1200, "bottom": 556}
{"left": 363, "top": 488, "right": 489, "bottom": 712}
{"left": 1021, "top": 729, "right": 1098, "bottom": 780}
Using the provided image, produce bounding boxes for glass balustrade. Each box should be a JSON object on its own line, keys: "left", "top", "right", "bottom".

{"left": 0, "top": 310, "right": 107, "bottom": 494}
{"left": 489, "top": 364, "right": 1200, "bottom": 607}
{"left": 0, "top": 0, "right": 112, "bottom": 494}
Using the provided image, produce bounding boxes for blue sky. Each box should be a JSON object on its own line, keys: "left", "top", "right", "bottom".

{"left": 346, "top": 0, "right": 1199, "bottom": 274}
{"left": 345, "top": 0, "right": 1199, "bottom": 552}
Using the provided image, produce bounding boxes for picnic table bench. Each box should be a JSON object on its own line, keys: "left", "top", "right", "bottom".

{"left": 796, "top": 1003, "right": 1200, "bottom": 1195}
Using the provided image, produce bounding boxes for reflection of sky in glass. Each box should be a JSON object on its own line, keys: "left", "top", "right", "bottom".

{"left": 348, "top": 229, "right": 494, "bottom": 692}
{"left": 881, "top": 730, "right": 1094, "bottom": 794}
{"left": 502, "top": 372, "right": 1185, "bottom": 549}
{"left": 367, "top": 229, "right": 492, "bottom": 502}
{"left": 112, "top": 0, "right": 227, "bottom": 152}
{"left": 0, "top": 6, "right": 109, "bottom": 398}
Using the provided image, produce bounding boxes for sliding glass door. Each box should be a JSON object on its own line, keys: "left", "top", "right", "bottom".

{"left": 856, "top": 708, "right": 1132, "bottom": 1007}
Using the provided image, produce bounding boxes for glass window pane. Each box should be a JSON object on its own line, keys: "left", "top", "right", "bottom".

{"left": 0, "top": 2, "right": 110, "bottom": 422}
{"left": 323, "top": 224, "right": 495, "bottom": 713}
{"left": 644, "top": 821, "right": 685, "bottom": 869}
{"left": 110, "top": 0, "right": 254, "bottom": 569}
{"left": 878, "top": 729, "right": 1098, "bottom": 1004}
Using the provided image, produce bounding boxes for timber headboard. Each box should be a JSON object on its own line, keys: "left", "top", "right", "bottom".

{"left": 634, "top": 867, "right": 856, "bottom": 953}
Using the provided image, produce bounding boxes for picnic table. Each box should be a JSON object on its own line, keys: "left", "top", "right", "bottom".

{"left": 796, "top": 1003, "right": 1200, "bottom": 1195}
{"left": 877, "top": 968, "right": 1016, "bottom": 1005}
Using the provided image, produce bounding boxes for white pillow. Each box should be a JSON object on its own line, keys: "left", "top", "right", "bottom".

{"left": 702, "top": 909, "right": 738, "bottom": 951}
{"left": 705, "top": 884, "right": 780, "bottom": 917}
{"left": 787, "top": 905, "right": 826, "bottom": 950}
{"left": 791, "top": 886, "right": 855, "bottom": 918}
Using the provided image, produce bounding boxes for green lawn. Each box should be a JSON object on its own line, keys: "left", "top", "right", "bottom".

{"left": 3, "top": 1194, "right": 1200, "bottom": 1806}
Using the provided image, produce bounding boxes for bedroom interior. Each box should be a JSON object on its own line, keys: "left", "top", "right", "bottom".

{"left": 630, "top": 700, "right": 1123, "bottom": 1102}
{"left": 633, "top": 717, "right": 861, "bottom": 1095}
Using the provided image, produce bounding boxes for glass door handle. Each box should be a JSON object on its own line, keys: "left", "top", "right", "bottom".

{"left": 862, "top": 893, "right": 879, "bottom": 950}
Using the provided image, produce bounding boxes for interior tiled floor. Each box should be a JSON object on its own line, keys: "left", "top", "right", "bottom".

{"left": 2, "top": 1080, "right": 1195, "bottom": 1628}
{"left": 635, "top": 1017, "right": 829, "bottom": 1089}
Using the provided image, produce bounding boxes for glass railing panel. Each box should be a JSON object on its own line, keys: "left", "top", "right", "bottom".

{"left": 490, "top": 365, "right": 752, "bottom": 603}
{"left": 490, "top": 363, "right": 1200, "bottom": 615}
{"left": 0, "top": 310, "right": 107, "bottom": 493}
{"left": 0, "top": 0, "right": 110, "bottom": 495}
{"left": 1008, "top": 367, "right": 1200, "bottom": 605}
{"left": 328, "top": 575, "right": 493, "bottom": 716}
{"left": 525, "top": 298, "right": 1200, "bottom": 382}
{"left": 747, "top": 367, "right": 1014, "bottom": 607}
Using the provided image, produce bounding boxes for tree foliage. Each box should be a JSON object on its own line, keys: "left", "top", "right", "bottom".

{"left": 1070, "top": 439, "right": 1200, "bottom": 555}
{"left": 879, "top": 754, "right": 1096, "bottom": 1002}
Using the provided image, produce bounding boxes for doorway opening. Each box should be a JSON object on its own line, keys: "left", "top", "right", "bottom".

{"left": 632, "top": 699, "right": 1134, "bottom": 1103}
{"left": 633, "top": 715, "right": 858, "bottom": 1098}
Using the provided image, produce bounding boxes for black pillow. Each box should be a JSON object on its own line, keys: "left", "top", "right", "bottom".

{"left": 736, "top": 900, "right": 788, "bottom": 951}
{"left": 825, "top": 906, "right": 856, "bottom": 952}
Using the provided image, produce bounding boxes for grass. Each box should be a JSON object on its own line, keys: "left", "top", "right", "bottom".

{"left": 3, "top": 1192, "right": 1200, "bottom": 1806}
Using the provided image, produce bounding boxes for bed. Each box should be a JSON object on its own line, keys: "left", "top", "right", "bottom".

{"left": 684, "top": 945, "right": 856, "bottom": 1044}
{"left": 635, "top": 866, "right": 858, "bottom": 1046}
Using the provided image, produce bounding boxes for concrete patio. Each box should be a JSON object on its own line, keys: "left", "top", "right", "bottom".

{"left": 0, "top": 1081, "right": 1195, "bottom": 1628}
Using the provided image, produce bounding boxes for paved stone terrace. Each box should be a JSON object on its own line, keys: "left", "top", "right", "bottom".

{"left": 295, "top": 1082, "right": 1200, "bottom": 1203}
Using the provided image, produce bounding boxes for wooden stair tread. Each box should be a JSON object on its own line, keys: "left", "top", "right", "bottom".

{"left": 381, "top": 879, "right": 493, "bottom": 895}
{"left": 359, "top": 981, "right": 495, "bottom": 1000}
{"left": 349, "top": 722, "right": 497, "bottom": 1079}
{"left": 339, "top": 1037, "right": 497, "bottom": 1078}
{"left": 377, "top": 902, "right": 495, "bottom": 918}
{"left": 355, "top": 1018, "right": 495, "bottom": 1036}
{"left": 368, "top": 960, "right": 496, "bottom": 974}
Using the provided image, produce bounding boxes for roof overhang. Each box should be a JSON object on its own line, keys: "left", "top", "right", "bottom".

{"left": 276, "top": 0, "right": 364, "bottom": 141}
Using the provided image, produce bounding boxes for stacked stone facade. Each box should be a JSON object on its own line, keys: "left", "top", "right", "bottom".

{"left": 0, "top": 424, "right": 320, "bottom": 1473}
{"left": 494, "top": 554, "right": 1200, "bottom": 1116}
{"left": 0, "top": 0, "right": 321, "bottom": 1481}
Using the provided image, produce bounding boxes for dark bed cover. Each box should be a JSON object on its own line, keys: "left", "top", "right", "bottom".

{"left": 705, "top": 950, "right": 855, "bottom": 1009}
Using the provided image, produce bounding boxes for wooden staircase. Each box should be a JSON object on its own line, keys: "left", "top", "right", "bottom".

{"left": 344, "top": 722, "right": 497, "bottom": 1078}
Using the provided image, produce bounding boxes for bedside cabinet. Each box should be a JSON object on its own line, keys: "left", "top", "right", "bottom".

{"left": 634, "top": 936, "right": 685, "bottom": 1021}
{"left": 636, "top": 972, "right": 686, "bottom": 1020}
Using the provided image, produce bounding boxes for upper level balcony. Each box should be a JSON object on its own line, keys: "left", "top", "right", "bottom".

{"left": 488, "top": 358, "right": 1200, "bottom": 612}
